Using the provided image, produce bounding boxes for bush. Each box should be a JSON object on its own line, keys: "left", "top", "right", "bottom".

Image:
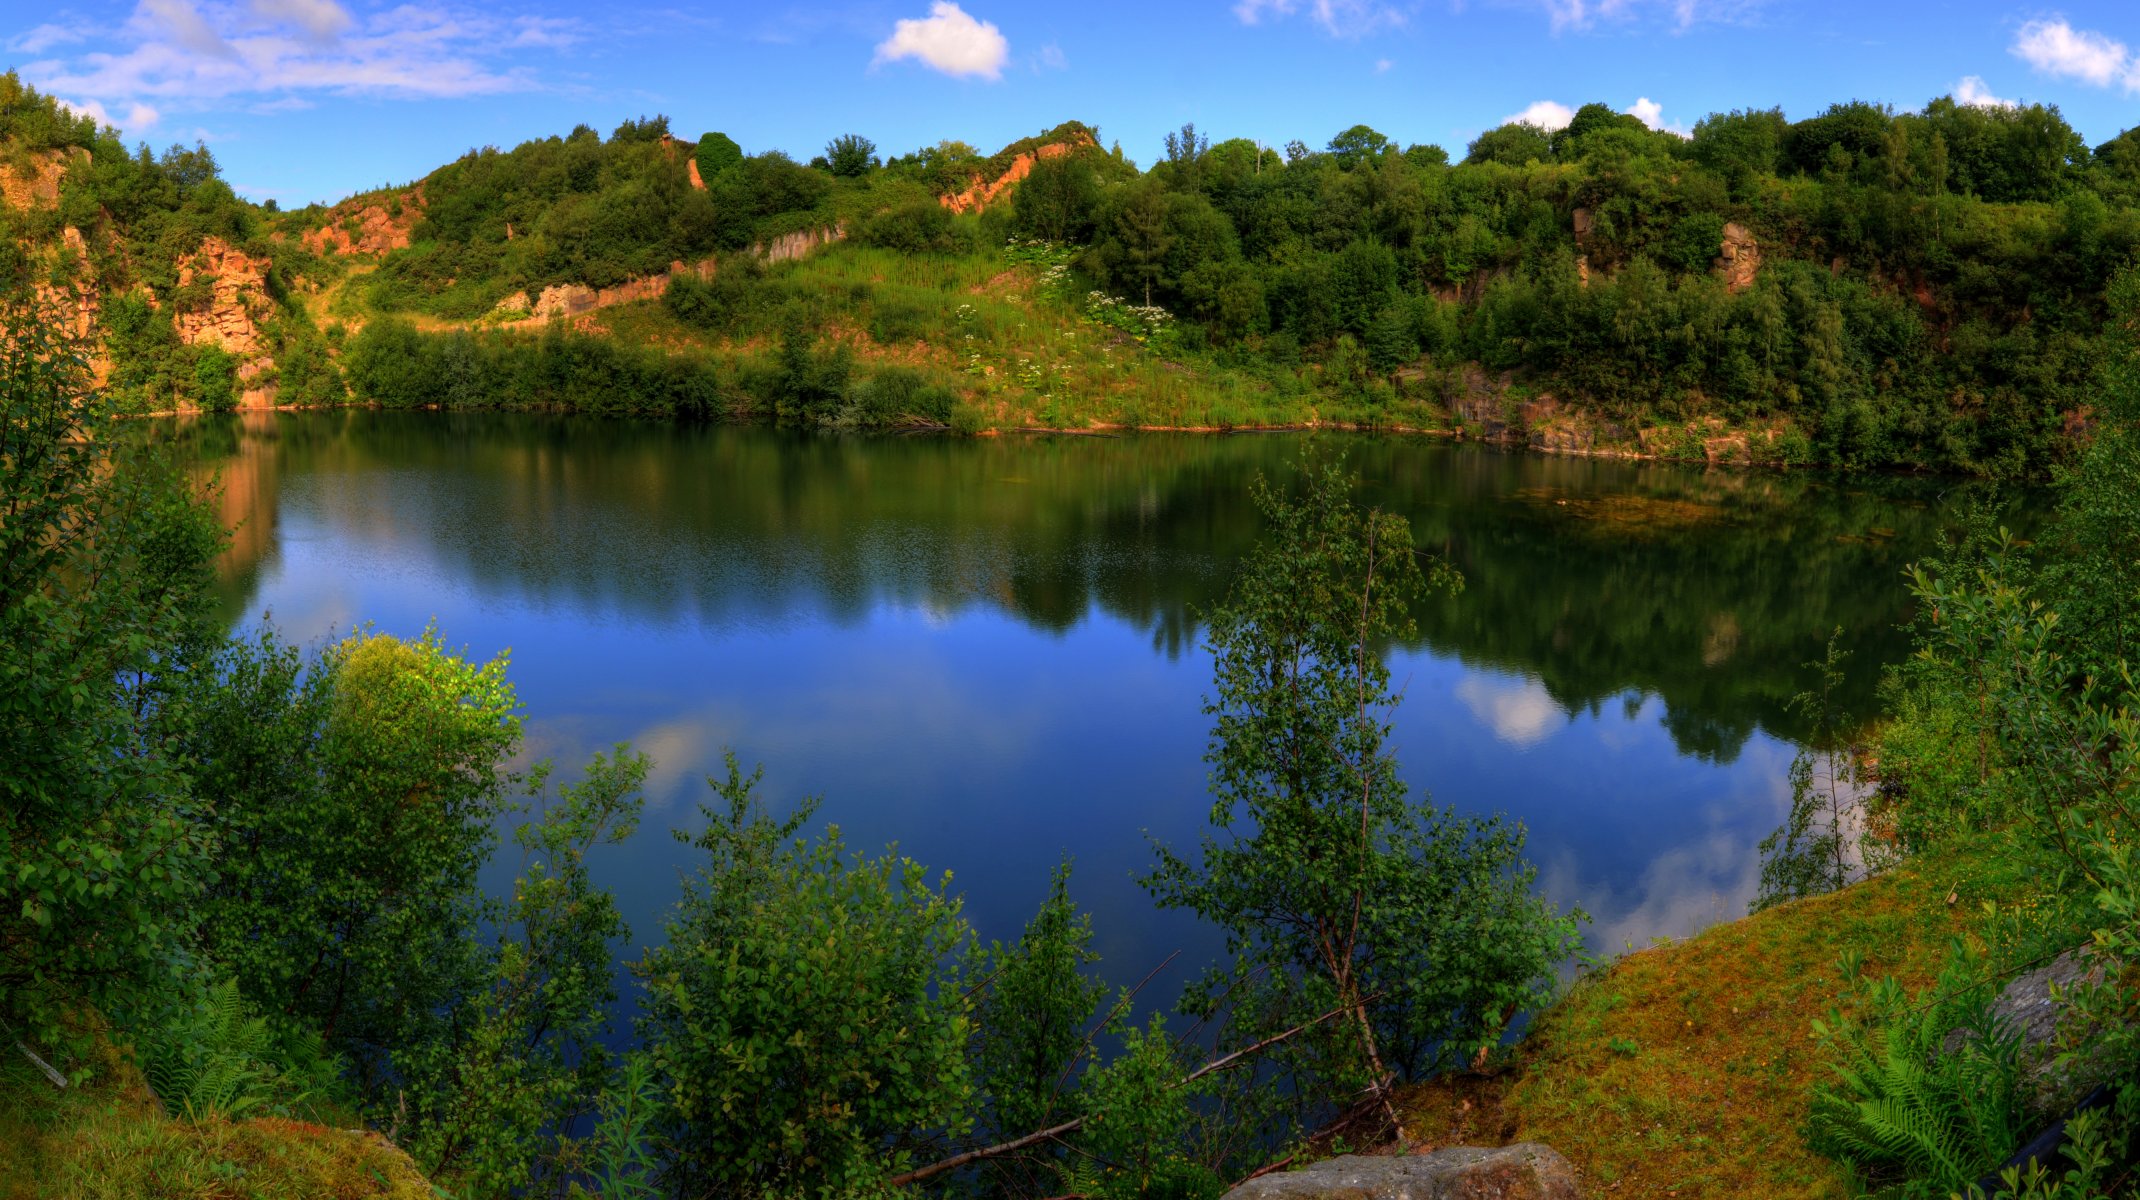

{"left": 857, "top": 201, "right": 970, "bottom": 255}
{"left": 849, "top": 366, "right": 955, "bottom": 425}
{"left": 636, "top": 755, "right": 973, "bottom": 1198}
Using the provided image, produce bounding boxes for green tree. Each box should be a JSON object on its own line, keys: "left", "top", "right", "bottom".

{"left": 1145, "top": 461, "right": 1583, "bottom": 1139}
{"left": 1013, "top": 151, "right": 1101, "bottom": 243}
{"left": 191, "top": 344, "right": 237, "bottom": 412}
{"left": 178, "top": 627, "right": 522, "bottom": 1095}
{"left": 695, "top": 131, "right": 743, "bottom": 181}
{"left": 637, "top": 754, "right": 974, "bottom": 1198}
{"left": 824, "top": 133, "right": 877, "bottom": 178}
{"left": 404, "top": 746, "right": 648, "bottom": 1198}
{"left": 0, "top": 288, "right": 222, "bottom": 1060}
{"left": 1464, "top": 123, "right": 1554, "bottom": 167}
{"left": 1326, "top": 124, "right": 1391, "bottom": 170}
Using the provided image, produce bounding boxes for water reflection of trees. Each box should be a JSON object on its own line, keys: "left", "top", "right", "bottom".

{"left": 163, "top": 411, "right": 2001, "bottom": 760}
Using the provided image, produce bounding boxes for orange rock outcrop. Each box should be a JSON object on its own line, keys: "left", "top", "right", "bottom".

{"left": 302, "top": 188, "right": 423, "bottom": 257}
{"left": 1715, "top": 223, "right": 1761, "bottom": 294}
{"left": 939, "top": 135, "right": 1097, "bottom": 215}
{"left": 0, "top": 147, "right": 86, "bottom": 211}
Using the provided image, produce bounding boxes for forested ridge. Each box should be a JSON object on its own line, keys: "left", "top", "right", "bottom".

{"left": 11, "top": 66, "right": 2140, "bottom": 471}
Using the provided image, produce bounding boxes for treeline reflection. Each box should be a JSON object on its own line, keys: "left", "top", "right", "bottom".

{"left": 162, "top": 410, "right": 1993, "bottom": 762}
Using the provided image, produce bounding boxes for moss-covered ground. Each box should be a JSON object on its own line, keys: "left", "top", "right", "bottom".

{"left": 0, "top": 1040, "right": 431, "bottom": 1200}
{"left": 1394, "top": 838, "right": 2048, "bottom": 1199}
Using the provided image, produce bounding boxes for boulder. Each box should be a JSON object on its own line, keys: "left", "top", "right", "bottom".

{"left": 1944, "top": 950, "right": 2110, "bottom": 1116}
{"left": 1222, "top": 1145, "right": 1580, "bottom": 1200}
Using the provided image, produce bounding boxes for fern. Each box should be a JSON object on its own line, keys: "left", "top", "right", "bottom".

{"left": 1808, "top": 962, "right": 2028, "bottom": 1198}
{"left": 141, "top": 977, "right": 280, "bottom": 1120}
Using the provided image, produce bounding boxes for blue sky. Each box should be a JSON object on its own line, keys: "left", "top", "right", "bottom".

{"left": 10, "top": 0, "right": 2140, "bottom": 207}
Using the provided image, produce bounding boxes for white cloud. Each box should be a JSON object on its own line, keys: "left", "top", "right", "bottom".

{"left": 1625, "top": 96, "right": 1690, "bottom": 136}
{"left": 135, "top": 0, "right": 232, "bottom": 57}
{"left": 1232, "top": 0, "right": 1407, "bottom": 38}
{"left": 247, "top": 0, "right": 350, "bottom": 41}
{"left": 1374, "top": 57, "right": 1393, "bottom": 72}
{"left": 1537, "top": 0, "right": 1757, "bottom": 31}
{"left": 1954, "top": 74, "right": 2016, "bottom": 109}
{"left": 873, "top": 3, "right": 1009, "bottom": 80}
{"left": 1503, "top": 99, "right": 1575, "bottom": 130}
{"left": 1036, "top": 41, "right": 1066, "bottom": 71}
{"left": 2011, "top": 17, "right": 2133, "bottom": 89}
{"left": 24, "top": 0, "right": 569, "bottom": 123}
{"left": 1455, "top": 675, "right": 1565, "bottom": 748}
{"left": 9, "top": 22, "right": 92, "bottom": 54}
{"left": 58, "top": 95, "right": 162, "bottom": 132}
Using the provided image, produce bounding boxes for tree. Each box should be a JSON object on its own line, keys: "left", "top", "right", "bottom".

{"left": 694, "top": 131, "right": 743, "bottom": 181}
{"left": 1098, "top": 182, "right": 1173, "bottom": 307}
{"left": 824, "top": 133, "right": 877, "bottom": 178}
{"left": 404, "top": 746, "right": 648, "bottom": 1198}
{"left": 609, "top": 114, "right": 670, "bottom": 144}
{"left": 1465, "top": 123, "right": 1554, "bottom": 166}
{"left": 637, "top": 754, "right": 973, "bottom": 1198}
{"left": 1013, "top": 151, "right": 1100, "bottom": 243}
{"left": 0, "top": 287, "right": 222, "bottom": 1061}
{"left": 1163, "top": 122, "right": 1208, "bottom": 174}
{"left": 1145, "top": 460, "right": 1582, "bottom": 1141}
{"left": 192, "top": 344, "right": 237, "bottom": 412}
{"left": 1327, "top": 124, "right": 1391, "bottom": 169}
{"left": 179, "top": 627, "right": 523, "bottom": 1094}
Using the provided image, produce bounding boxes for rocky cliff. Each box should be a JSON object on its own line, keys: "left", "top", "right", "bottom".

{"left": 173, "top": 237, "right": 280, "bottom": 404}
{"left": 940, "top": 134, "right": 1097, "bottom": 215}
{"left": 494, "top": 225, "right": 847, "bottom": 325}
{"left": 0, "top": 146, "right": 86, "bottom": 211}
{"left": 300, "top": 188, "right": 423, "bottom": 257}
{"left": 1714, "top": 222, "right": 1761, "bottom": 294}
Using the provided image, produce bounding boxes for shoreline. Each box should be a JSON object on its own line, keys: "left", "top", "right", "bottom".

{"left": 130, "top": 401, "right": 1871, "bottom": 474}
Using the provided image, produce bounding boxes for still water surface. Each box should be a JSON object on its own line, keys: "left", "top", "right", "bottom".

{"left": 166, "top": 410, "right": 1971, "bottom": 1004}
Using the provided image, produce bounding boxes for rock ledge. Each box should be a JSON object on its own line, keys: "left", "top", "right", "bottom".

{"left": 1222, "top": 1144, "right": 1580, "bottom": 1200}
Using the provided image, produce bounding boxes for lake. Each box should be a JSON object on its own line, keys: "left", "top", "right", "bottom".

{"left": 163, "top": 409, "right": 1975, "bottom": 1016}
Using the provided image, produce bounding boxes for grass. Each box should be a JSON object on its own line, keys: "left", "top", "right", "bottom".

{"left": 0, "top": 1036, "right": 432, "bottom": 1200}
{"left": 1394, "top": 837, "right": 2051, "bottom": 1199}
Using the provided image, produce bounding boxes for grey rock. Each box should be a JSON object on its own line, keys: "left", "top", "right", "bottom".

{"left": 1943, "top": 949, "right": 2110, "bottom": 1116}
{"left": 1222, "top": 1144, "right": 1580, "bottom": 1200}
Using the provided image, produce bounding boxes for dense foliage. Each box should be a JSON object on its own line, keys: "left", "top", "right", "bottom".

{"left": 0, "top": 289, "right": 1577, "bottom": 1200}
{"left": 1147, "top": 462, "right": 1582, "bottom": 1141}
{"left": 16, "top": 63, "right": 2140, "bottom": 466}
{"left": 1771, "top": 268, "right": 2140, "bottom": 1195}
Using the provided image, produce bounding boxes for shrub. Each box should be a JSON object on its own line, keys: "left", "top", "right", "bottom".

{"left": 636, "top": 754, "right": 974, "bottom": 1197}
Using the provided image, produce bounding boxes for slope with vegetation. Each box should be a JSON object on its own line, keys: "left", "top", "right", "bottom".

{"left": 12, "top": 65, "right": 2140, "bottom": 471}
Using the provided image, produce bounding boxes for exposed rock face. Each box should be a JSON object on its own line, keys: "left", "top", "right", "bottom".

{"left": 1945, "top": 950, "right": 2111, "bottom": 1117}
{"left": 301, "top": 188, "right": 423, "bottom": 257}
{"left": 1223, "top": 1146, "right": 1581, "bottom": 1200}
{"left": 940, "top": 134, "right": 1098, "bottom": 215}
{"left": 0, "top": 147, "right": 87, "bottom": 211}
{"left": 503, "top": 226, "right": 846, "bottom": 323}
{"left": 760, "top": 224, "right": 844, "bottom": 263}
{"left": 173, "top": 237, "right": 273, "bottom": 358}
{"left": 1714, "top": 223, "right": 1760, "bottom": 294}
